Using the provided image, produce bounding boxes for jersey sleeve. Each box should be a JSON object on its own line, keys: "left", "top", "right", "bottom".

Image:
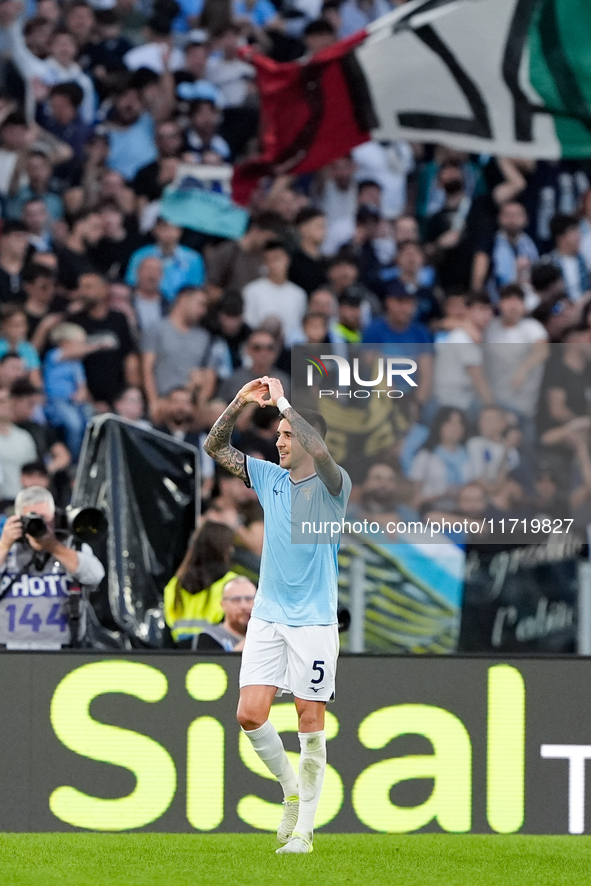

{"left": 245, "top": 455, "right": 285, "bottom": 503}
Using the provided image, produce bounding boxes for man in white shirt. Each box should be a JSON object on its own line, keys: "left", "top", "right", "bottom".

{"left": 0, "top": 386, "right": 37, "bottom": 502}
{"left": 242, "top": 240, "right": 307, "bottom": 339}
{"left": 5, "top": 19, "right": 96, "bottom": 124}
{"left": 123, "top": 15, "right": 185, "bottom": 73}
{"left": 434, "top": 291, "right": 493, "bottom": 414}
{"left": 205, "top": 23, "right": 255, "bottom": 108}
{"left": 484, "top": 283, "right": 548, "bottom": 421}
{"left": 314, "top": 154, "right": 358, "bottom": 254}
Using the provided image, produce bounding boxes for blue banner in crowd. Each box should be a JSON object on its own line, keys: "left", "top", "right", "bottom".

{"left": 160, "top": 165, "right": 249, "bottom": 239}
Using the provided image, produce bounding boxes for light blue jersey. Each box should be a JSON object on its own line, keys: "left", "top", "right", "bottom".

{"left": 246, "top": 456, "right": 352, "bottom": 627}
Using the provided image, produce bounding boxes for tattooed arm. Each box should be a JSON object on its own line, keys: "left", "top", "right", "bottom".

{"left": 266, "top": 376, "right": 342, "bottom": 496}
{"left": 203, "top": 378, "right": 269, "bottom": 481}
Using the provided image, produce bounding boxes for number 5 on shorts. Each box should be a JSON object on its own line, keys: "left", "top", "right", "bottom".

{"left": 311, "top": 660, "right": 325, "bottom": 684}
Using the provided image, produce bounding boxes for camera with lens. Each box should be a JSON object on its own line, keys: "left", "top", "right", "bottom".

{"left": 20, "top": 512, "right": 48, "bottom": 539}
{"left": 21, "top": 507, "right": 107, "bottom": 545}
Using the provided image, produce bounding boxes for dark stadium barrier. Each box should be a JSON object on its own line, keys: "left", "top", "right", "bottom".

{"left": 72, "top": 416, "right": 200, "bottom": 646}
{"left": 2, "top": 653, "right": 591, "bottom": 834}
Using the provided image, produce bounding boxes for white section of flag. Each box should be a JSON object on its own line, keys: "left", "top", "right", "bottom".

{"left": 355, "top": 0, "right": 562, "bottom": 158}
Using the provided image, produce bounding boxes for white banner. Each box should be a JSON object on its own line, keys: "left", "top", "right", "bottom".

{"left": 356, "top": 0, "right": 563, "bottom": 157}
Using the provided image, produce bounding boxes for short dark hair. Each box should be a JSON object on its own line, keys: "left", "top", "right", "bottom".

{"left": 24, "top": 16, "right": 51, "bottom": 37}
{"left": 66, "top": 1, "right": 93, "bottom": 12}
{"left": 249, "top": 211, "right": 285, "bottom": 235}
{"left": 189, "top": 98, "right": 218, "bottom": 115}
{"left": 50, "top": 81, "right": 84, "bottom": 109}
{"left": 357, "top": 178, "right": 381, "bottom": 193}
{"left": 303, "top": 18, "right": 335, "bottom": 37}
{"left": 297, "top": 408, "right": 327, "bottom": 439}
{"left": 252, "top": 404, "right": 279, "bottom": 429}
{"left": 0, "top": 303, "right": 26, "bottom": 324}
{"left": 95, "top": 8, "right": 119, "bottom": 24}
{"left": 0, "top": 351, "right": 22, "bottom": 364}
{"left": 498, "top": 283, "right": 525, "bottom": 301}
{"left": 531, "top": 262, "right": 563, "bottom": 292}
{"left": 21, "top": 461, "right": 49, "bottom": 478}
{"left": 550, "top": 212, "right": 579, "bottom": 242}
{"left": 21, "top": 262, "right": 55, "bottom": 284}
{"left": 356, "top": 205, "right": 380, "bottom": 225}
{"left": 303, "top": 311, "right": 328, "bottom": 326}
{"left": 397, "top": 239, "right": 423, "bottom": 256}
{"left": 176, "top": 285, "right": 205, "bottom": 300}
{"left": 2, "top": 220, "right": 28, "bottom": 235}
{"left": 69, "top": 208, "right": 100, "bottom": 230}
{"left": 0, "top": 111, "right": 27, "bottom": 129}
{"left": 466, "top": 289, "right": 491, "bottom": 308}
{"left": 165, "top": 385, "right": 191, "bottom": 399}
{"left": 263, "top": 239, "right": 288, "bottom": 254}
{"left": 218, "top": 290, "right": 243, "bottom": 316}
{"left": 130, "top": 67, "right": 160, "bottom": 91}
{"left": 51, "top": 28, "right": 76, "bottom": 42}
{"left": 328, "top": 249, "right": 358, "bottom": 270}
{"left": 294, "top": 206, "right": 324, "bottom": 227}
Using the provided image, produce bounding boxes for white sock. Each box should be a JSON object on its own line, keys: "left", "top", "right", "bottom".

{"left": 294, "top": 730, "right": 326, "bottom": 839}
{"left": 242, "top": 721, "right": 298, "bottom": 798}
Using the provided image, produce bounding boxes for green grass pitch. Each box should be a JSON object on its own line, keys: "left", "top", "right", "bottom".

{"left": 1, "top": 833, "right": 590, "bottom": 886}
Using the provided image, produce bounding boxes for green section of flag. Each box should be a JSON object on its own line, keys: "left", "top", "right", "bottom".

{"left": 528, "top": 0, "right": 591, "bottom": 156}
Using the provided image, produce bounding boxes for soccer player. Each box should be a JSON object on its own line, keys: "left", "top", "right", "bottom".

{"left": 204, "top": 375, "right": 351, "bottom": 855}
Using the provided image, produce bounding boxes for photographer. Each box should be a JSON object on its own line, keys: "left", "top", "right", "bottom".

{"left": 0, "top": 486, "right": 105, "bottom": 649}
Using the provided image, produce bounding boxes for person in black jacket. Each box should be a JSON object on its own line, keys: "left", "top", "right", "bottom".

{"left": 194, "top": 575, "right": 256, "bottom": 652}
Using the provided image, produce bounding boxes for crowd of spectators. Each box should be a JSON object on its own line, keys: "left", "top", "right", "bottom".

{"left": 0, "top": 0, "right": 589, "bottom": 565}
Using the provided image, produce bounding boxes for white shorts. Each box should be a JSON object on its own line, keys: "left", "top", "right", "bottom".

{"left": 239, "top": 616, "right": 339, "bottom": 703}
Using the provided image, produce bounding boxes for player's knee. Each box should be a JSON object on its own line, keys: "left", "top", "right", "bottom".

{"left": 236, "top": 705, "right": 265, "bottom": 732}
{"left": 297, "top": 706, "right": 325, "bottom": 733}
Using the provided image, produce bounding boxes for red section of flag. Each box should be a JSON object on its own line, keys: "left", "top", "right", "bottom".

{"left": 232, "top": 32, "right": 371, "bottom": 205}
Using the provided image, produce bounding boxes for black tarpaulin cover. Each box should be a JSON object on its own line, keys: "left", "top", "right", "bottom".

{"left": 72, "top": 415, "right": 200, "bottom": 647}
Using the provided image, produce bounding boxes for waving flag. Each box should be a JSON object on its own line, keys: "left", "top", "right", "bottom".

{"left": 233, "top": 0, "right": 591, "bottom": 203}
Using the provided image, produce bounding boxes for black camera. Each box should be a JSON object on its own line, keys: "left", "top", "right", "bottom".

{"left": 21, "top": 512, "right": 48, "bottom": 539}
{"left": 65, "top": 507, "right": 108, "bottom": 543}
